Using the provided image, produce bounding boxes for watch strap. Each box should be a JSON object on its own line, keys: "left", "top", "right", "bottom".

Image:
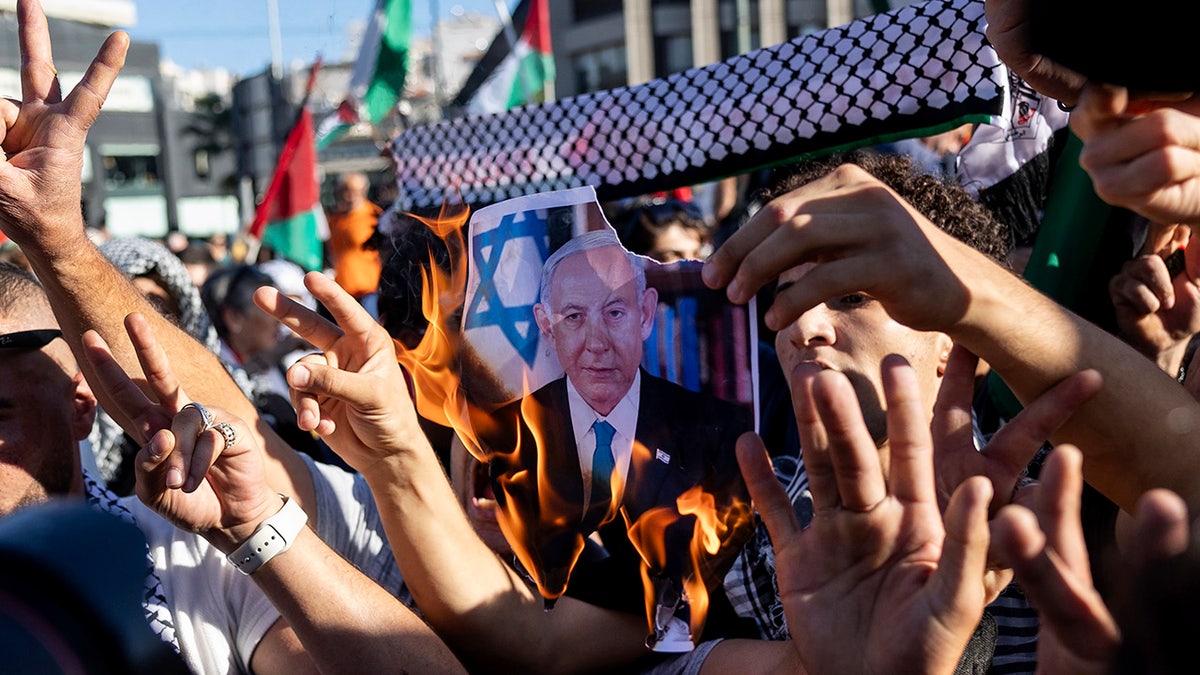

{"left": 227, "top": 494, "right": 308, "bottom": 575}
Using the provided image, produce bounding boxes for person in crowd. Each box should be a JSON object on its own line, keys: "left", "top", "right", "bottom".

{"left": 0, "top": 0, "right": 410, "bottom": 636}
{"left": 326, "top": 172, "right": 383, "bottom": 312}
{"left": 0, "top": 260, "right": 461, "bottom": 673}
{"left": 617, "top": 197, "right": 710, "bottom": 262}
{"left": 714, "top": 152, "right": 1083, "bottom": 673}
{"left": 96, "top": 236, "right": 249, "bottom": 495}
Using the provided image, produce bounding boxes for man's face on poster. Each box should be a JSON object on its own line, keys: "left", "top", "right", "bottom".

{"left": 535, "top": 246, "right": 657, "bottom": 416}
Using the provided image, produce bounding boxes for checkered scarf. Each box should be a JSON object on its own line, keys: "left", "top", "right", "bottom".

{"left": 391, "top": 0, "right": 1007, "bottom": 209}
{"left": 83, "top": 470, "right": 179, "bottom": 651}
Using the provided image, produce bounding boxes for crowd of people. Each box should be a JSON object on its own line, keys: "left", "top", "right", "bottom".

{"left": 2, "top": 0, "right": 1200, "bottom": 672}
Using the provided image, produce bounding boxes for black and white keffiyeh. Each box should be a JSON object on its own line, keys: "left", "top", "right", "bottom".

{"left": 391, "top": 0, "right": 1008, "bottom": 210}
{"left": 83, "top": 471, "right": 179, "bottom": 651}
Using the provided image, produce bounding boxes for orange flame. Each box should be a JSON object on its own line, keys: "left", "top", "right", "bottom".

{"left": 392, "top": 202, "right": 751, "bottom": 635}
{"left": 625, "top": 482, "right": 753, "bottom": 641}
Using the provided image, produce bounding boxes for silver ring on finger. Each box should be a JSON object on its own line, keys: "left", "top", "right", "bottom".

{"left": 213, "top": 422, "right": 238, "bottom": 451}
{"left": 182, "top": 402, "right": 215, "bottom": 434}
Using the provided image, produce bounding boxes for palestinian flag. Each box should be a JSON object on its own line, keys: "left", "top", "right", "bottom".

{"left": 317, "top": 0, "right": 411, "bottom": 149}
{"left": 249, "top": 103, "right": 327, "bottom": 272}
{"left": 459, "top": 0, "right": 554, "bottom": 115}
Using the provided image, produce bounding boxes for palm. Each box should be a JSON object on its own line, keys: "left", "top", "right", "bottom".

{"left": 783, "top": 498, "right": 967, "bottom": 674}
{"left": 0, "top": 2, "right": 127, "bottom": 244}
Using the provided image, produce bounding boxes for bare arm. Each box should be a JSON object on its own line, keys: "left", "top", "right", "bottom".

{"left": 258, "top": 272, "right": 650, "bottom": 674}
{"left": 84, "top": 321, "right": 463, "bottom": 675}
{"left": 0, "top": 0, "right": 314, "bottom": 510}
{"left": 702, "top": 163, "right": 1200, "bottom": 514}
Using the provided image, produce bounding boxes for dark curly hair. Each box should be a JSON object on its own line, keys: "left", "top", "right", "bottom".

{"left": 760, "top": 151, "right": 1012, "bottom": 263}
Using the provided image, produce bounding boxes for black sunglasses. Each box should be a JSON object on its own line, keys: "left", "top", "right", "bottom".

{"left": 0, "top": 329, "right": 63, "bottom": 350}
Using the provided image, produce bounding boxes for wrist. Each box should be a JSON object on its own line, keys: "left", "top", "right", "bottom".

{"left": 224, "top": 494, "right": 309, "bottom": 575}
{"left": 215, "top": 493, "right": 285, "bottom": 549}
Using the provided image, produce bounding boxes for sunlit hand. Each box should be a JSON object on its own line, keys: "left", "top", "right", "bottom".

{"left": 255, "top": 271, "right": 428, "bottom": 473}
{"left": 932, "top": 345, "right": 1101, "bottom": 514}
{"left": 1072, "top": 84, "right": 1200, "bottom": 227}
{"left": 701, "top": 163, "right": 984, "bottom": 334}
{"left": 738, "top": 356, "right": 992, "bottom": 675}
{"left": 1109, "top": 236, "right": 1200, "bottom": 371}
{"left": 993, "top": 446, "right": 1190, "bottom": 674}
{"left": 82, "top": 313, "right": 278, "bottom": 551}
{"left": 0, "top": 0, "right": 128, "bottom": 248}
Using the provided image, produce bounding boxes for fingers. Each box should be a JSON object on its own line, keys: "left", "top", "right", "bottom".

{"left": 17, "top": 0, "right": 58, "bottom": 104}
{"left": 61, "top": 30, "right": 129, "bottom": 132}
{"left": 1131, "top": 488, "right": 1190, "bottom": 564}
{"left": 1110, "top": 255, "right": 1174, "bottom": 314}
{"left": 137, "top": 428, "right": 178, "bottom": 497}
{"left": 881, "top": 356, "right": 936, "bottom": 505}
{"left": 991, "top": 501, "right": 1121, "bottom": 657}
{"left": 1070, "top": 84, "right": 1129, "bottom": 142}
{"left": 255, "top": 283, "right": 345, "bottom": 354}
{"left": 811, "top": 370, "right": 887, "bottom": 512}
{"left": 307, "top": 271, "right": 382, "bottom": 337}
{"left": 701, "top": 167, "right": 868, "bottom": 302}
{"left": 930, "top": 476, "right": 992, "bottom": 626}
{"left": 983, "top": 371, "right": 1101, "bottom": 492}
{"left": 1037, "top": 446, "right": 1091, "bottom": 579}
{"left": 931, "top": 345, "right": 979, "bottom": 498}
{"left": 80, "top": 329, "right": 154, "bottom": 416}
{"left": 168, "top": 402, "right": 217, "bottom": 491}
{"left": 287, "top": 355, "right": 335, "bottom": 435}
{"left": 124, "top": 312, "right": 188, "bottom": 411}
{"left": 736, "top": 433, "right": 801, "bottom": 544}
{"left": 790, "top": 366, "right": 838, "bottom": 512}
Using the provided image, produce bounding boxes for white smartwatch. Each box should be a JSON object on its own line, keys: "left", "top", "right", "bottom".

{"left": 227, "top": 494, "right": 308, "bottom": 575}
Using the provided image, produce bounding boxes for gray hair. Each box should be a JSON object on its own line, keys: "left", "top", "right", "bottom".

{"left": 537, "top": 229, "right": 646, "bottom": 309}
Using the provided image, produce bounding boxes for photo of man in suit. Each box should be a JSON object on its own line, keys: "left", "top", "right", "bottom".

{"left": 482, "top": 229, "right": 752, "bottom": 650}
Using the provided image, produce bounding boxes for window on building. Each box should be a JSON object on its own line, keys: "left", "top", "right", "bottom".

{"left": 101, "top": 144, "right": 162, "bottom": 193}
{"left": 573, "top": 44, "right": 627, "bottom": 94}
{"left": 194, "top": 149, "right": 211, "bottom": 180}
{"left": 572, "top": 0, "right": 623, "bottom": 21}
{"left": 719, "top": 0, "right": 761, "bottom": 58}
{"left": 654, "top": 34, "right": 694, "bottom": 79}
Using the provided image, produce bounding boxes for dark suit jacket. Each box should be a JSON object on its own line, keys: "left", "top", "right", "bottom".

{"left": 482, "top": 370, "right": 754, "bottom": 639}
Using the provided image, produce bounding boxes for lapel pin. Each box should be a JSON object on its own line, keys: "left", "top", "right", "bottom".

{"left": 655, "top": 449, "right": 671, "bottom": 464}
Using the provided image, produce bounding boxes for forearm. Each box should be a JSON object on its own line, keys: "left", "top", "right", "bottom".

{"left": 361, "top": 451, "right": 646, "bottom": 674}
{"left": 249, "top": 526, "right": 465, "bottom": 674}
{"left": 19, "top": 227, "right": 314, "bottom": 508}
{"left": 950, "top": 258, "right": 1200, "bottom": 513}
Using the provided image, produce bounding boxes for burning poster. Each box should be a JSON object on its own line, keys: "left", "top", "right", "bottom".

{"left": 458, "top": 186, "right": 755, "bottom": 651}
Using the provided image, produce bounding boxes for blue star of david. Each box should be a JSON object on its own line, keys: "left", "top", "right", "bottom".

{"left": 464, "top": 210, "right": 551, "bottom": 366}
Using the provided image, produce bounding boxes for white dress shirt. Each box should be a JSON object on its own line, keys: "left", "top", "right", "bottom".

{"left": 566, "top": 370, "right": 640, "bottom": 512}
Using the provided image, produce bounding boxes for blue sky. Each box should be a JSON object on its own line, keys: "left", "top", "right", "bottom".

{"left": 125, "top": 0, "right": 504, "bottom": 76}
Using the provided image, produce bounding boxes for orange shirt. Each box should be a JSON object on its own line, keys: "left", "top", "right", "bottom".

{"left": 327, "top": 201, "right": 383, "bottom": 299}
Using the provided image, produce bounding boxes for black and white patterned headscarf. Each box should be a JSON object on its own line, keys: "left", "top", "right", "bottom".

{"left": 83, "top": 470, "right": 179, "bottom": 651}
{"left": 99, "top": 237, "right": 219, "bottom": 353}
{"left": 93, "top": 238, "right": 256, "bottom": 490}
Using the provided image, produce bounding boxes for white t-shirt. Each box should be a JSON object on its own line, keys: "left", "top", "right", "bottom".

{"left": 119, "top": 454, "right": 408, "bottom": 674}
{"left": 123, "top": 496, "right": 278, "bottom": 675}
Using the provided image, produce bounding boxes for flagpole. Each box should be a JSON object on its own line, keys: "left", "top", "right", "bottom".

{"left": 267, "top": 0, "right": 283, "bottom": 79}
{"left": 491, "top": 0, "right": 536, "bottom": 103}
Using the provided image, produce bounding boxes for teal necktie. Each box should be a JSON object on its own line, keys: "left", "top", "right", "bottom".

{"left": 591, "top": 420, "right": 616, "bottom": 505}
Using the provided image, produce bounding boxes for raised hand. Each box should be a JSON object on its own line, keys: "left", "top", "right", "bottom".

{"left": 0, "top": 0, "right": 128, "bottom": 247}
{"left": 1072, "top": 84, "right": 1200, "bottom": 228}
{"left": 702, "top": 163, "right": 986, "bottom": 334}
{"left": 1109, "top": 234, "right": 1200, "bottom": 373}
{"left": 932, "top": 345, "right": 1101, "bottom": 513}
{"left": 254, "top": 271, "right": 427, "bottom": 471}
{"left": 991, "top": 446, "right": 1191, "bottom": 674}
{"left": 738, "top": 356, "right": 992, "bottom": 675}
{"left": 82, "top": 313, "right": 279, "bottom": 550}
